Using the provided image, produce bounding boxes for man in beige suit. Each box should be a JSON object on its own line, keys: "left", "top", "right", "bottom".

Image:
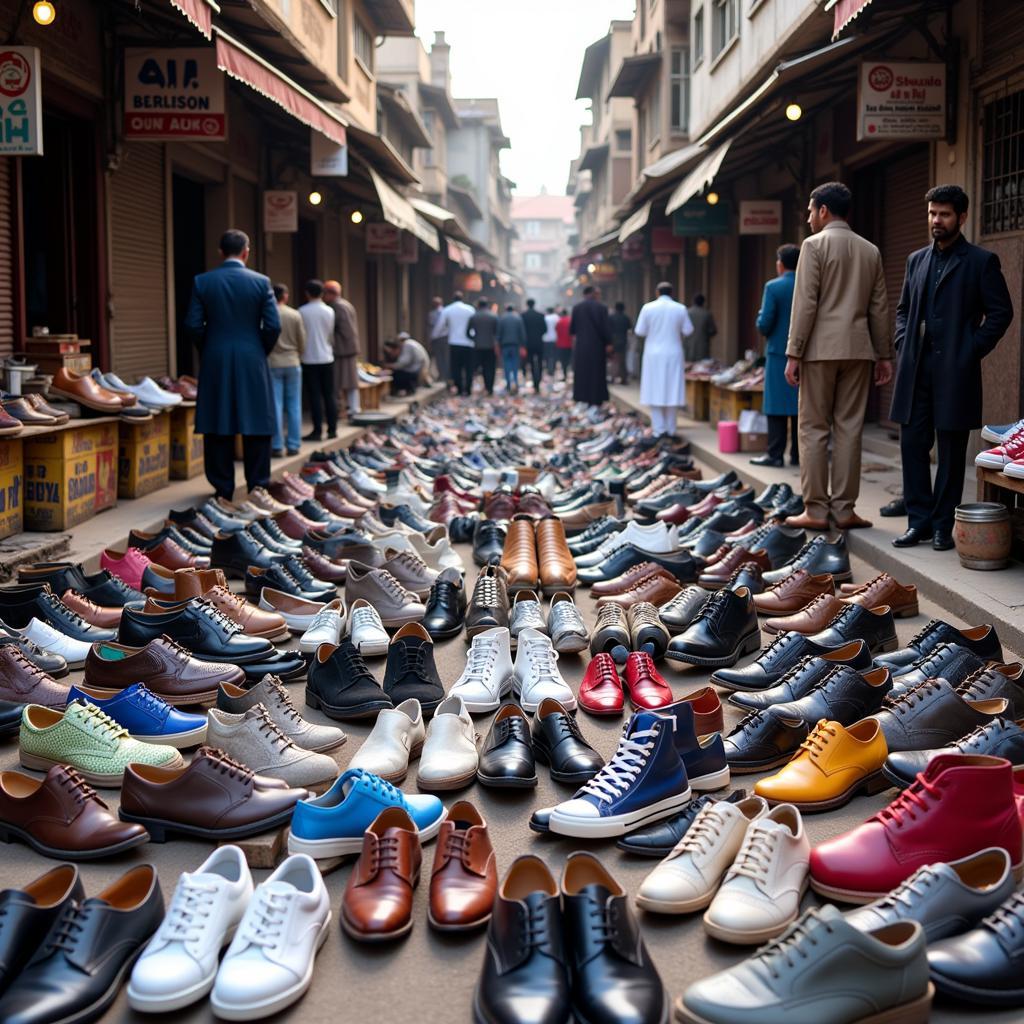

{"left": 784, "top": 181, "right": 893, "bottom": 531}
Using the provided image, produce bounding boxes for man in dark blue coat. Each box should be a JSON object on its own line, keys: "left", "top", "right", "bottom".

{"left": 184, "top": 229, "right": 281, "bottom": 499}
{"left": 890, "top": 185, "right": 1013, "bottom": 551}
{"left": 521, "top": 298, "right": 548, "bottom": 392}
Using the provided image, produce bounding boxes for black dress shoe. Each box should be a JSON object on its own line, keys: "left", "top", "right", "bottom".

{"left": 692, "top": 469, "right": 739, "bottom": 493}
{"left": 725, "top": 561, "right": 765, "bottom": 595}
{"left": 752, "top": 525, "right": 808, "bottom": 569}
{"left": 303, "top": 429, "right": 323, "bottom": 441}
{"left": 762, "top": 533, "right": 852, "bottom": 584}
{"left": 531, "top": 698, "right": 603, "bottom": 784}
{"left": 577, "top": 545, "right": 697, "bottom": 586}
{"left": 0, "top": 864, "right": 84, "bottom": 997}
{"left": 472, "top": 518, "right": 507, "bottom": 567}
{"left": 731, "top": 654, "right": 850, "bottom": 712}
{"left": 567, "top": 518, "right": 624, "bottom": 556}
{"left": 474, "top": 856, "right": 571, "bottom": 1024}
{"left": 880, "top": 497, "right": 906, "bottom": 517}
{"left": 958, "top": 664, "right": 1024, "bottom": 718}
{"left": 665, "top": 587, "right": 760, "bottom": 668}
{"left": 875, "top": 618, "right": 1003, "bottom": 674}
{"left": 447, "top": 514, "right": 481, "bottom": 544}
{"left": 723, "top": 709, "right": 809, "bottom": 772}
{"left": 892, "top": 526, "right": 929, "bottom": 547}
{"left": 245, "top": 563, "right": 334, "bottom": 603}
{"left": 282, "top": 554, "right": 336, "bottom": 595}
{"left": 421, "top": 567, "right": 466, "bottom": 639}
{"left": 209, "top": 529, "right": 286, "bottom": 579}
{"left": 198, "top": 500, "right": 247, "bottom": 533}
{"left": 886, "top": 641, "right": 985, "bottom": 699}
{"left": 933, "top": 529, "right": 955, "bottom": 551}
{"left": 382, "top": 624, "right": 445, "bottom": 716}
{"left": 770, "top": 664, "right": 892, "bottom": 726}
{"left": 711, "top": 633, "right": 872, "bottom": 692}
{"left": 477, "top": 704, "right": 537, "bottom": 788}
{"left": 305, "top": 640, "right": 392, "bottom": 719}
{"left": 246, "top": 521, "right": 300, "bottom": 556}
{"left": 616, "top": 790, "right": 748, "bottom": 857}
{"left": 17, "top": 563, "right": 145, "bottom": 607}
{"left": 0, "top": 585, "right": 118, "bottom": 643}
{"left": 561, "top": 854, "right": 667, "bottom": 1024}
{"left": 750, "top": 454, "right": 784, "bottom": 467}
{"left": 465, "top": 565, "right": 510, "bottom": 637}
{"left": 2, "top": 865, "right": 163, "bottom": 1024}
{"left": 807, "top": 603, "right": 899, "bottom": 655}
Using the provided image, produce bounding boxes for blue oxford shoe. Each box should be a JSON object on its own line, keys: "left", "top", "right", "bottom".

{"left": 65, "top": 683, "right": 206, "bottom": 748}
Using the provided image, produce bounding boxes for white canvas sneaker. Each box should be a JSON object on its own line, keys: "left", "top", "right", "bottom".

{"left": 702, "top": 803, "right": 811, "bottom": 944}
{"left": 512, "top": 628, "right": 576, "bottom": 712}
{"left": 635, "top": 796, "right": 770, "bottom": 914}
{"left": 129, "top": 846, "right": 253, "bottom": 1013}
{"left": 450, "top": 627, "right": 514, "bottom": 712}
{"left": 574, "top": 521, "right": 678, "bottom": 569}
{"left": 416, "top": 694, "right": 479, "bottom": 791}
{"left": 348, "top": 698, "right": 425, "bottom": 783}
{"left": 22, "top": 617, "right": 91, "bottom": 668}
{"left": 348, "top": 598, "right": 389, "bottom": 656}
{"left": 299, "top": 599, "right": 346, "bottom": 653}
{"left": 210, "top": 854, "right": 330, "bottom": 1021}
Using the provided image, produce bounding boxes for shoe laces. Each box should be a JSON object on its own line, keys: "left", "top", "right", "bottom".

{"left": 251, "top": 704, "right": 297, "bottom": 753}
{"left": 551, "top": 600, "right": 583, "bottom": 630}
{"left": 42, "top": 590, "right": 89, "bottom": 631}
{"left": 265, "top": 676, "right": 304, "bottom": 726}
{"left": 159, "top": 637, "right": 196, "bottom": 664}
{"left": 758, "top": 631, "right": 798, "bottom": 664}
{"left": 522, "top": 636, "right": 562, "bottom": 686}
{"left": 673, "top": 804, "right": 729, "bottom": 858}
{"left": 473, "top": 573, "right": 501, "bottom": 608}
{"left": 426, "top": 577, "right": 458, "bottom": 608}
{"left": 797, "top": 719, "right": 838, "bottom": 760}
{"left": 194, "top": 598, "right": 242, "bottom": 636}
{"left": 394, "top": 641, "right": 433, "bottom": 679}
{"left": 907, "top": 619, "right": 942, "bottom": 649}
{"left": 872, "top": 865, "right": 938, "bottom": 913}
{"left": 200, "top": 746, "right": 255, "bottom": 783}
{"left": 880, "top": 678, "right": 942, "bottom": 714}
{"left": 308, "top": 605, "right": 340, "bottom": 633}
{"left": 463, "top": 637, "right": 499, "bottom": 682}
{"left": 629, "top": 602, "right": 659, "bottom": 627}
{"left": 390, "top": 549, "right": 430, "bottom": 576}
{"left": 240, "top": 887, "right": 292, "bottom": 949}
{"left": 127, "top": 684, "right": 168, "bottom": 717}
{"left": 371, "top": 833, "right": 404, "bottom": 874}
{"left": 209, "top": 585, "right": 246, "bottom": 612}
{"left": 693, "top": 589, "right": 732, "bottom": 629}
{"left": 728, "top": 822, "right": 778, "bottom": 886}
{"left": 78, "top": 703, "right": 130, "bottom": 743}
{"left": 591, "top": 656, "right": 621, "bottom": 690}
{"left": 163, "top": 877, "right": 220, "bottom": 942}
{"left": 377, "top": 570, "right": 414, "bottom": 603}
{"left": 595, "top": 603, "right": 626, "bottom": 628}
{"left": 350, "top": 605, "right": 383, "bottom": 635}
{"left": 755, "top": 909, "right": 835, "bottom": 979}
{"left": 874, "top": 775, "right": 940, "bottom": 829}
{"left": 629, "top": 650, "right": 658, "bottom": 681}
{"left": 47, "top": 901, "right": 95, "bottom": 954}
{"left": 55, "top": 766, "right": 102, "bottom": 805}
{"left": 987, "top": 891, "right": 1024, "bottom": 941}
{"left": 578, "top": 725, "right": 659, "bottom": 805}
{"left": 442, "top": 826, "right": 475, "bottom": 869}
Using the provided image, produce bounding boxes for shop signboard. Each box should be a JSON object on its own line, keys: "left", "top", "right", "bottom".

{"left": 651, "top": 227, "right": 684, "bottom": 254}
{"left": 366, "top": 222, "right": 401, "bottom": 254}
{"left": 311, "top": 129, "right": 348, "bottom": 176}
{"left": 621, "top": 235, "right": 645, "bottom": 261}
{"left": 397, "top": 231, "right": 419, "bottom": 264}
{"left": 263, "top": 191, "right": 298, "bottom": 233}
{"left": 0, "top": 47, "right": 43, "bottom": 156}
{"left": 857, "top": 60, "right": 945, "bottom": 140}
{"left": 124, "top": 48, "right": 226, "bottom": 141}
{"left": 739, "top": 201, "right": 782, "bottom": 234}
{"left": 672, "top": 200, "right": 731, "bottom": 236}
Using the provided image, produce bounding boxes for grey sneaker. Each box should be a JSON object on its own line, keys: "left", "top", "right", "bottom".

{"left": 217, "top": 674, "right": 347, "bottom": 754}
{"left": 380, "top": 548, "right": 439, "bottom": 600}
{"left": 548, "top": 592, "right": 589, "bottom": 654}
{"left": 206, "top": 704, "right": 340, "bottom": 790}
{"left": 344, "top": 562, "right": 426, "bottom": 628}
{"left": 509, "top": 590, "right": 547, "bottom": 646}
{"left": 677, "top": 904, "right": 933, "bottom": 1024}
{"left": 659, "top": 586, "right": 708, "bottom": 631}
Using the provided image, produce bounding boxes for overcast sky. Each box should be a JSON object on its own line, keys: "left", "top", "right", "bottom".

{"left": 414, "top": 0, "right": 636, "bottom": 197}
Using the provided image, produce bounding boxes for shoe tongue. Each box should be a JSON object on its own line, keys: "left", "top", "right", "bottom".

{"left": 576, "top": 882, "right": 612, "bottom": 905}
{"left": 627, "top": 710, "right": 666, "bottom": 735}
{"left": 260, "top": 881, "right": 295, "bottom": 900}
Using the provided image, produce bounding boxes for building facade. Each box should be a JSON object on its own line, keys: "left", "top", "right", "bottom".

{"left": 510, "top": 194, "right": 575, "bottom": 310}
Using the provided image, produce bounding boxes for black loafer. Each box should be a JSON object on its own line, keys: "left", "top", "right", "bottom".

{"left": 531, "top": 698, "right": 603, "bottom": 784}
{"left": 477, "top": 704, "right": 537, "bottom": 788}
{"left": 893, "top": 526, "right": 929, "bottom": 547}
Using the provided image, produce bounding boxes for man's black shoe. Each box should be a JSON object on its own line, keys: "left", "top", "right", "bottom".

{"left": 750, "top": 455, "right": 784, "bottom": 467}
{"left": 893, "top": 526, "right": 929, "bottom": 548}
{"left": 880, "top": 497, "right": 906, "bottom": 517}
{"left": 933, "top": 530, "right": 955, "bottom": 551}
{"left": 302, "top": 430, "right": 322, "bottom": 441}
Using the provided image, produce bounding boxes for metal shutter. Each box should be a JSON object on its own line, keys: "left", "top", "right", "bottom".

{"left": 983, "top": 0, "right": 1024, "bottom": 79}
{"left": 0, "top": 159, "right": 13, "bottom": 359}
{"left": 109, "top": 143, "right": 169, "bottom": 380}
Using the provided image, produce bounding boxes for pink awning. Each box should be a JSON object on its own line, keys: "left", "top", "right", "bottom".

{"left": 169, "top": 0, "right": 212, "bottom": 39}
{"left": 214, "top": 30, "right": 347, "bottom": 147}
{"left": 832, "top": 0, "right": 874, "bottom": 39}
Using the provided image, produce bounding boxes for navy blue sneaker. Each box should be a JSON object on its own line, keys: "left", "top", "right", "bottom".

{"left": 548, "top": 710, "right": 691, "bottom": 838}
{"left": 65, "top": 683, "right": 207, "bottom": 749}
{"left": 659, "top": 698, "right": 731, "bottom": 792}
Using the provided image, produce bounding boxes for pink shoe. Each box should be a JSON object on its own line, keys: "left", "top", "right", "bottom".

{"left": 101, "top": 546, "right": 152, "bottom": 590}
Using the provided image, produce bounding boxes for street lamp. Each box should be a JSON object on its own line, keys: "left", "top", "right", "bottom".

{"left": 785, "top": 102, "right": 803, "bottom": 122}
{"left": 350, "top": 210, "right": 364, "bottom": 224}
{"left": 308, "top": 191, "right": 323, "bottom": 206}
{"left": 587, "top": 262, "right": 596, "bottom": 273}
{"left": 705, "top": 191, "right": 720, "bottom": 206}
{"left": 32, "top": 1, "right": 56, "bottom": 24}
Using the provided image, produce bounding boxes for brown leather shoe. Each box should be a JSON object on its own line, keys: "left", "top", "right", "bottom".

{"left": 60, "top": 590, "right": 122, "bottom": 629}
{"left": 83, "top": 637, "right": 244, "bottom": 704}
{"left": 2, "top": 396, "right": 59, "bottom": 424}
{"left": 0, "top": 764, "right": 148, "bottom": 857}
{"left": 0, "top": 645, "right": 69, "bottom": 708}
{"left": 698, "top": 546, "right": 772, "bottom": 588}
{"left": 428, "top": 801, "right": 497, "bottom": 932}
{"left": 268, "top": 481, "right": 308, "bottom": 508}
{"left": 589, "top": 561, "right": 674, "bottom": 598}
{"left": 500, "top": 514, "right": 539, "bottom": 593}
{"left": 536, "top": 516, "right": 577, "bottom": 595}
{"left": 119, "top": 747, "right": 307, "bottom": 841}
{"left": 274, "top": 508, "right": 322, "bottom": 540}
{"left": 301, "top": 546, "right": 348, "bottom": 584}
{"left": 157, "top": 568, "right": 290, "bottom": 640}
{"left": 833, "top": 511, "right": 873, "bottom": 530}
{"left": 50, "top": 368, "right": 131, "bottom": 412}
{"left": 753, "top": 568, "right": 836, "bottom": 617}
{"left": 25, "top": 393, "right": 71, "bottom": 424}
{"left": 840, "top": 572, "right": 919, "bottom": 617}
{"left": 784, "top": 511, "right": 830, "bottom": 531}
{"left": 560, "top": 500, "right": 616, "bottom": 531}
{"left": 341, "top": 806, "right": 421, "bottom": 941}
{"left": 248, "top": 487, "right": 292, "bottom": 515}
{"left": 596, "top": 574, "right": 682, "bottom": 609}
{"left": 762, "top": 592, "right": 848, "bottom": 636}
{"left": 677, "top": 685, "right": 724, "bottom": 736}
{"left": 315, "top": 486, "right": 368, "bottom": 520}
{"left": 654, "top": 502, "right": 692, "bottom": 525}
{"left": 0, "top": 402, "right": 24, "bottom": 436}
{"left": 137, "top": 537, "right": 209, "bottom": 571}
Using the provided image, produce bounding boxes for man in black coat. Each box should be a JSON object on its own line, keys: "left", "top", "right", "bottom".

{"left": 891, "top": 184, "right": 1013, "bottom": 551}
{"left": 521, "top": 298, "right": 547, "bottom": 392}
{"left": 570, "top": 286, "right": 613, "bottom": 407}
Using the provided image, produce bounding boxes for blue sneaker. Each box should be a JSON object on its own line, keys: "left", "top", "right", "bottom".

{"left": 659, "top": 699, "right": 731, "bottom": 792}
{"left": 549, "top": 710, "right": 691, "bottom": 838}
{"left": 65, "top": 683, "right": 207, "bottom": 748}
{"left": 981, "top": 420, "right": 1024, "bottom": 444}
{"left": 287, "top": 769, "right": 446, "bottom": 858}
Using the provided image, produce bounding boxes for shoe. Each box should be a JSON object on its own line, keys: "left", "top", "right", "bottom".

{"left": 20, "top": 617, "right": 89, "bottom": 669}
{"left": 417, "top": 694, "right": 478, "bottom": 791}
{"left": 957, "top": 662, "right": 1024, "bottom": 715}
{"left": 344, "top": 563, "right": 425, "bottom": 629}
{"left": 762, "top": 592, "right": 847, "bottom": 636}
{"left": 578, "top": 653, "right": 625, "bottom": 716}
{"left": 49, "top": 367, "right": 127, "bottom": 412}
{"left": 676, "top": 905, "right": 933, "bottom": 1024}
{"left": 472, "top": 518, "right": 507, "bottom": 566}
{"left": 500, "top": 513, "right": 539, "bottom": 592}
{"left": 513, "top": 628, "right": 575, "bottom": 712}
{"left": 750, "top": 454, "right": 783, "bottom": 466}
{"left": 833, "top": 511, "right": 873, "bottom": 530}
{"left": 783, "top": 511, "right": 830, "bottom": 530}
{"left": 622, "top": 649, "right": 673, "bottom": 709}
{"left": 574, "top": 521, "right": 678, "bottom": 568}
{"left": 635, "top": 795, "right": 770, "bottom": 913}
{"left": 658, "top": 586, "right": 708, "bottom": 631}
{"left": 477, "top": 703, "right": 538, "bottom": 788}
{"left": 347, "top": 598, "right": 389, "bottom": 656}
{"left": 699, "top": 546, "right": 771, "bottom": 589}
{"left": 975, "top": 430, "right": 1024, "bottom": 469}
{"left": 729, "top": 653, "right": 860, "bottom": 713}
{"left": 421, "top": 567, "right": 466, "bottom": 639}
{"left": 763, "top": 534, "right": 852, "bottom": 586}
{"left": 119, "top": 747, "right": 308, "bottom": 842}
{"left": 590, "top": 601, "right": 631, "bottom": 656}
{"left": 100, "top": 546, "right": 153, "bottom": 591}
{"left": 547, "top": 591, "right": 589, "bottom": 653}
{"left": 666, "top": 587, "right": 760, "bottom": 668}
{"left": 589, "top": 561, "right": 673, "bottom": 598}
{"left": 548, "top": 710, "right": 691, "bottom": 837}
{"left": 712, "top": 633, "right": 871, "bottom": 692}
{"left": 348, "top": 698, "right": 424, "bottom": 783}
{"left": 626, "top": 601, "right": 670, "bottom": 658}
{"left": 509, "top": 589, "right": 548, "bottom": 644}
{"left": 66, "top": 682, "right": 206, "bottom": 749}
{"left": 210, "top": 854, "right": 329, "bottom": 1020}
{"left": 383, "top": 623, "right": 446, "bottom": 716}
{"left": 536, "top": 515, "right": 577, "bottom": 593}
{"left": 595, "top": 571, "right": 682, "bottom": 609}
{"left": 287, "top": 768, "right": 445, "bottom": 859}
{"left": 306, "top": 640, "right": 391, "bottom": 720}
{"left": 874, "top": 618, "right": 1003, "bottom": 674}
{"left": 886, "top": 641, "right": 985, "bottom": 699}
{"left": 893, "top": 525, "right": 930, "bottom": 547}
{"left": 880, "top": 497, "right": 906, "bottom": 516}
{"left": 806, "top": 603, "right": 898, "bottom": 655}
{"left": 428, "top": 801, "right": 497, "bottom": 931}
{"left": 981, "top": 419, "right": 1024, "bottom": 445}
{"left": 810, "top": 754, "right": 1023, "bottom": 903}
{"left": 0, "top": 585, "right": 118, "bottom": 643}
{"left": 1, "top": 865, "right": 164, "bottom": 1024}
{"left": 616, "top": 790, "right": 749, "bottom": 857}
{"left": 465, "top": 564, "right": 511, "bottom": 637}
{"left": 840, "top": 572, "right": 919, "bottom": 617}
{"left": 298, "top": 598, "right": 345, "bottom": 653}
{"left": 531, "top": 697, "right": 603, "bottom": 784}
{"left": 451, "top": 627, "right": 514, "bottom": 713}
{"left": 723, "top": 709, "right": 809, "bottom": 773}
{"left": 933, "top": 529, "right": 955, "bottom": 550}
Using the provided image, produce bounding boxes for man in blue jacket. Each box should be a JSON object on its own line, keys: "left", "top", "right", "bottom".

{"left": 184, "top": 229, "right": 280, "bottom": 499}
{"left": 753, "top": 243, "right": 800, "bottom": 467}
{"left": 497, "top": 303, "right": 526, "bottom": 393}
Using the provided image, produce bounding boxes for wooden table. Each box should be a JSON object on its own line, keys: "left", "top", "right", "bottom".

{"left": 976, "top": 466, "right": 1024, "bottom": 560}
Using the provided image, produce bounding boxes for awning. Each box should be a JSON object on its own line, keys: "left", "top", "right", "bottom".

{"left": 446, "top": 238, "right": 474, "bottom": 268}
{"left": 363, "top": 0, "right": 415, "bottom": 35}
{"left": 169, "top": 0, "right": 216, "bottom": 38}
{"left": 578, "top": 142, "right": 610, "bottom": 172}
{"left": 214, "top": 28, "right": 347, "bottom": 146}
{"left": 666, "top": 141, "right": 731, "bottom": 214}
{"left": 410, "top": 197, "right": 472, "bottom": 242}
{"left": 367, "top": 167, "right": 440, "bottom": 251}
{"left": 618, "top": 200, "right": 652, "bottom": 243}
{"left": 346, "top": 123, "right": 418, "bottom": 185}
{"left": 576, "top": 33, "right": 611, "bottom": 99}
{"left": 830, "top": 0, "right": 874, "bottom": 38}
{"left": 607, "top": 52, "right": 662, "bottom": 100}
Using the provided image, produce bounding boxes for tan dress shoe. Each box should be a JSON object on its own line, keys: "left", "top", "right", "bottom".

{"left": 762, "top": 593, "right": 848, "bottom": 636}
{"left": 499, "top": 514, "right": 539, "bottom": 593}
{"left": 840, "top": 573, "right": 919, "bottom": 618}
{"left": 536, "top": 516, "right": 577, "bottom": 595}
{"left": 596, "top": 574, "right": 682, "bottom": 609}
{"left": 589, "top": 561, "right": 673, "bottom": 598}
{"left": 785, "top": 511, "right": 830, "bottom": 531}
{"left": 753, "top": 569, "right": 836, "bottom": 617}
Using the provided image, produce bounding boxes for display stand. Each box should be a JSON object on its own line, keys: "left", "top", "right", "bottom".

{"left": 976, "top": 467, "right": 1024, "bottom": 561}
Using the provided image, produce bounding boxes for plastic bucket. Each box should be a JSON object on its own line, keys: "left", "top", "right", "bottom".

{"left": 718, "top": 420, "right": 739, "bottom": 453}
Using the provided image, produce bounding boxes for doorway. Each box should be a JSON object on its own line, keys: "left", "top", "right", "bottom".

{"left": 294, "top": 218, "right": 318, "bottom": 297}
{"left": 172, "top": 174, "right": 206, "bottom": 377}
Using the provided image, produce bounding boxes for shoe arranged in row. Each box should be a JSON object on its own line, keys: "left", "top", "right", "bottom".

{"left": 509, "top": 589, "right": 588, "bottom": 652}
{"left": 499, "top": 513, "right": 577, "bottom": 593}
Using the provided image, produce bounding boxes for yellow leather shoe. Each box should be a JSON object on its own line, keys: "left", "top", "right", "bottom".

{"left": 755, "top": 718, "right": 889, "bottom": 812}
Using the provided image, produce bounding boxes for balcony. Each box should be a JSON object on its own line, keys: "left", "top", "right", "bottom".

{"left": 364, "top": 0, "right": 416, "bottom": 35}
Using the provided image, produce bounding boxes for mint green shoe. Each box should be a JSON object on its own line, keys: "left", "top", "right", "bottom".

{"left": 19, "top": 701, "right": 184, "bottom": 787}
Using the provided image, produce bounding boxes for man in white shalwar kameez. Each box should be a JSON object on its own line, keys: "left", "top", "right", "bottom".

{"left": 635, "top": 282, "right": 695, "bottom": 437}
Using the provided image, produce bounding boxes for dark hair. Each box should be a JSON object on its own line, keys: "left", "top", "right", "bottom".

{"left": 925, "top": 184, "right": 969, "bottom": 215}
{"left": 546, "top": 306, "right": 555, "bottom": 314}
{"left": 305, "top": 279, "right": 324, "bottom": 298}
{"left": 614, "top": 301, "right": 625, "bottom": 312}
{"left": 477, "top": 298, "right": 490, "bottom": 309}
{"left": 452, "top": 291, "right": 464, "bottom": 302}
{"left": 583, "top": 285, "right": 595, "bottom": 296}
{"left": 560, "top": 308, "right": 569, "bottom": 316}
{"left": 777, "top": 243, "right": 800, "bottom": 271}
{"left": 383, "top": 338, "right": 400, "bottom": 349}
{"left": 657, "top": 281, "right": 673, "bottom": 296}
{"left": 526, "top": 298, "right": 536, "bottom": 308}
{"left": 506, "top": 303, "right": 516, "bottom": 312}
{"left": 693, "top": 293, "right": 706, "bottom": 307}
{"left": 219, "top": 229, "right": 249, "bottom": 257}
{"left": 272, "top": 283, "right": 289, "bottom": 302}
{"left": 810, "top": 181, "right": 852, "bottom": 218}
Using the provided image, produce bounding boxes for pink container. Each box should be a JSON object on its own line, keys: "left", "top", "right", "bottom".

{"left": 718, "top": 420, "right": 739, "bottom": 453}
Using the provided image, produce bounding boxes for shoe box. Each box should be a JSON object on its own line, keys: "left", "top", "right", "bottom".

{"left": 24, "top": 422, "right": 117, "bottom": 530}
{"left": 0, "top": 438, "right": 23, "bottom": 539}
{"left": 169, "top": 404, "right": 203, "bottom": 480}
{"left": 709, "top": 384, "right": 762, "bottom": 428}
{"left": 738, "top": 410, "right": 769, "bottom": 453}
{"left": 119, "top": 412, "right": 170, "bottom": 498}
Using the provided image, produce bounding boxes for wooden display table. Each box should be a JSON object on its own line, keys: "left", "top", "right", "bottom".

{"left": 709, "top": 385, "right": 763, "bottom": 427}
{"left": 685, "top": 378, "right": 711, "bottom": 421}
{"left": 976, "top": 467, "right": 1024, "bottom": 560}
{"left": 358, "top": 378, "right": 392, "bottom": 411}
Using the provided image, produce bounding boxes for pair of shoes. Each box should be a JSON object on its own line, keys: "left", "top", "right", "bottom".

{"left": 893, "top": 526, "right": 955, "bottom": 550}
{"left": 499, "top": 514, "right": 577, "bottom": 594}
{"left": 749, "top": 454, "right": 783, "bottom": 467}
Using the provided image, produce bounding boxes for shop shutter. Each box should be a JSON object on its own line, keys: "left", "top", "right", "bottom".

{"left": 0, "top": 159, "right": 14, "bottom": 359}
{"left": 109, "top": 143, "right": 169, "bottom": 380}
{"left": 983, "top": 0, "right": 1024, "bottom": 78}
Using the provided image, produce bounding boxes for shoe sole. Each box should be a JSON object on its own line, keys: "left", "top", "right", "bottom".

{"left": 304, "top": 689, "right": 392, "bottom": 720}
{"left": 552, "top": 633, "right": 590, "bottom": 654}
{"left": 476, "top": 770, "right": 538, "bottom": 789}
{"left": 532, "top": 745, "right": 599, "bottom": 786}
{"left": 427, "top": 909, "right": 491, "bottom": 933}
{"left": 688, "top": 765, "right": 731, "bottom": 792}
{"left": 128, "top": 965, "right": 222, "bottom": 1013}
{"left": 665, "top": 629, "right": 761, "bottom": 668}
{"left": 354, "top": 638, "right": 390, "bottom": 656}
{"left": 19, "top": 749, "right": 184, "bottom": 787}
{"left": 812, "top": 859, "right": 1024, "bottom": 904}
{"left": 0, "top": 820, "right": 149, "bottom": 859}
{"left": 120, "top": 803, "right": 301, "bottom": 842}
{"left": 416, "top": 764, "right": 479, "bottom": 791}
{"left": 930, "top": 970, "right": 1024, "bottom": 1007}
{"left": 727, "top": 752, "right": 797, "bottom": 775}
{"left": 287, "top": 808, "right": 446, "bottom": 859}
{"left": 548, "top": 788, "right": 691, "bottom": 838}
{"left": 975, "top": 453, "right": 1011, "bottom": 469}
{"left": 760, "top": 768, "right": 890, "bottom": 812}
{"left": 133, "top": 723, "right": 208, "bottom": 749}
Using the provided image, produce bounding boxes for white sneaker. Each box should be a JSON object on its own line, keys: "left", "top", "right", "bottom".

{"left": 351, "top": 468, "right": 387, "bottom": 496}
{"left": 348, "top": 598, "right": 389, "bottom": 656}
{"left": 407, "top": 531, "right": 463, "bottom": 572}
{"left": 451, "top": 627, "right": 514, "bottom": 712}
{"left": 574, "top": 522, "right": 678, "bottom": 568}
{"left": 635, "top": 796, "right": 770, "bottom": 914}
{"left": 386, "top": 488, "right": 431, "bottom": 516}
{"left": 129, "top": 846, "right": 253, "bottom": 1013}
{"left": 702, "top": 804, "right": 811, "bottom": 944}
{"left": 509, "top": 591, "right": 547, "bottom": 646}
{"left": 416, "top": 694, "right": 478, "bottom": 790}
{"left": 135, "top": 375, "right": 183, "bottom": 407}
{"left": 512, "top": 628, "right": 576, "bottom": 713}
{"left": 22, "top": 617, "right": 91, "bottom": 668}
{"left": 547, "top": 593, "right": 589, "bottom": 654}
{"left": 348, "top": 698, "right": 424, "bottom": 783}
{"left": 210, "top": 854, "right": 330, "bottom": 1021}
{"left": 356, "top": 512, "right": 415, "bottom": 538}
{"left": 298, "top": 599, "right": 345, "bottom": 653}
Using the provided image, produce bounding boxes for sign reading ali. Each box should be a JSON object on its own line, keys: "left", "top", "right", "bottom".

{"left": 0, "top": 47, "right": 43, "bottom": 156}
{"left": 124, "top": 48, "right": 226, "bottom": 141}
{"left": 858, "top": 60, "right": 945, "bottom": 141}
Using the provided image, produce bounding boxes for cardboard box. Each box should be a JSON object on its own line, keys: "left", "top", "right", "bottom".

{"left": 739, "top": 431, "right": 769, "bottom": 452}
{"left": 118, "top": 412, "right": 170, "bottom": 498}
{"left": 0, "top": 439, "right": 24, "bottom": 539}
{"left": 169, "top": 405, "right": 203, "bottom": 480}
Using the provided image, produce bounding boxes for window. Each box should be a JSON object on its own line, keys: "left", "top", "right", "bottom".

{"left": 354, "top": 17, "right": 373, "bottom": 72}
{"left": 336, "top": 0, "right": 348, "bottom": 77}
{"left": 693, "top": 6, "right": 704, "bottom": 67}
{"left": 422, "top": 110, "right": 436, "bottom": 167}
{"left": 712, "top": 0, "right": 739, "bottom": 59}
{"left": 615, "top": 128, "right": 632, "bottom": 152}
{"left": 670, "top": 48, "right": 690, "bottom": 133}
{"left": 525, "top": 220, "right": 541, "bottom": 238}
{"left": 526, "top": 253, "right": 543, "bottom": 270}
{"left": 645, "top": 82, "right": 661, "bottom": 147}
{"left": 982, "top": 89, "right": 1024, "bottom": 235}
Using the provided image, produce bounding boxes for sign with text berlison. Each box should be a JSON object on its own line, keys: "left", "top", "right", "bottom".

{"left": 124, "top": 48, "right": 226, "bottom": 141}
{"left": 0, "top": 47, "right": 43, "bottom": 156}
{"left": 857, "top": 60, "right": 945, "bottom": 141}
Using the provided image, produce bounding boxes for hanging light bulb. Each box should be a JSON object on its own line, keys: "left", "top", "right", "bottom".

{"left": 308, "top": 191, "right": 323, "bottom": 206}
{"left": 32, "top": 2, "right": 56, "bottom": 25}
{"left": 785, "top": 102, "right": 803, "bottom": 122}
{"left": 706, "top": 191, "right": 720, "bottom": 206}
{"left": 350, "top": 209, "right": 364, "bottom": 224}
